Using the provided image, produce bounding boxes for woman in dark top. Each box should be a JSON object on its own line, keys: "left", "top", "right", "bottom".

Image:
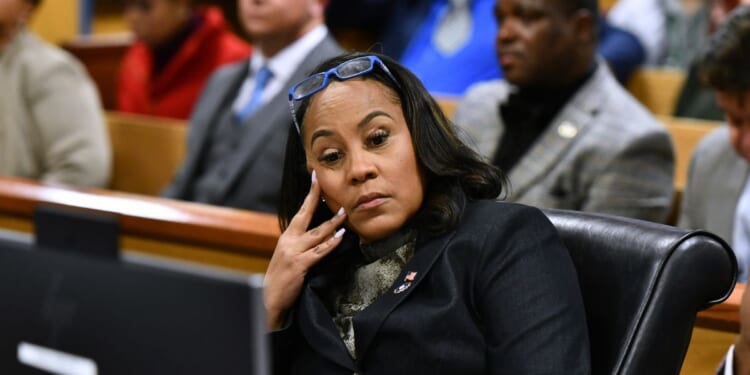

{"left": 265, "top": 52, "right": 591, "bottom": 374}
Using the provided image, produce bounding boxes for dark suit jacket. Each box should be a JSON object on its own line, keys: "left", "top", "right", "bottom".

{"left": 272, "top": 200, "right": 591, "bottom": 374}
{"left": 162, "top": 34, "right": 343, "bottom": 213}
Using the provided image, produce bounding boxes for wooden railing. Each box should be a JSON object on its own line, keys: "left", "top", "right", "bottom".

{"left": 0, "top": 176, "right": 279, "bottom": 273}
{"left": 697, "top": 282, "right": 744, "bottom": 333}
{"left": 0, "top": 176, "right": 740, "bottom": 333}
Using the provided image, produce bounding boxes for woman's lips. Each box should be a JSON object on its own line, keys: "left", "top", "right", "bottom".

{"left": 354, "top": 193, "right": 388, "bottom": 211}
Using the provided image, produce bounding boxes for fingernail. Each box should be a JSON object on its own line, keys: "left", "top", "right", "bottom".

{"left": 336, "top": 207, "right": 345, "bottom": 216}
{"left": 311, "top": 170, "right": 317, "bottom": 184}
{"left": 334, "top": 228, "right": 346, "bottom": 238}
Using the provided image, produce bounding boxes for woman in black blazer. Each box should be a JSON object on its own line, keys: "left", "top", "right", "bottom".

{"left": 265, "top": 52, "right": 591, "bottom": 374}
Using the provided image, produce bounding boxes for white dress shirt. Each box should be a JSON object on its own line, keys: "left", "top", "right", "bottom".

{"left": 232, "top": 25, "right": 329, "bottom": 114}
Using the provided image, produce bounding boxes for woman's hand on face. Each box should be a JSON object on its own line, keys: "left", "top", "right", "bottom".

{"left": 264, "top": 170, "right": 347, "bottom": 330}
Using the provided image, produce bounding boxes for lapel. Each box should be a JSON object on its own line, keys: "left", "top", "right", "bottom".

{"left": 297, "top": 275, "right": 358, "bottom": 371}
{"left": 213, "top": 36, "right": 342, "bottom": 199}
{"left": 353, "top": 230, "right": 456, "bottom": 360}
{"left": 178, "top": 63, "right": 248, "bottom": 189}
{"left": 508, "top": 64, "right": 609, "bottom": 198}
{"left": 295, "top": 229, "right": 456, "bottom": 369}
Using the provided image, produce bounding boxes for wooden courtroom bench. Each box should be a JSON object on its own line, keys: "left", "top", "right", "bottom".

{"left": 105, "top": 111, "right": 187, "bottom": 196}
{"left": 658, "top": 115, "right": 722, "bottom": 193}
{"left": 62, "top": 34, "right": 133, "bottom": 111}
{"left": 0, "top": 176, "right": 278, "bottom": 273}
{"left": 627, "top": 68, "right": 686, "bottom": 116}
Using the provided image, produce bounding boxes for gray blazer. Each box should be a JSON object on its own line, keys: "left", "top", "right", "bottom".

{"left": 679, "top": 126, "right": 749, "bottom": 244}
{"left": 163, "top": 34, "right": 343, "bottom": 213}
{"left": 454, "top": 63, "right": 675, "bottom": 223}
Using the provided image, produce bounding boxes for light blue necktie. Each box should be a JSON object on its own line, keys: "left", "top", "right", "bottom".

{"left": 235, "top": 66, "right": 273, "bottom": 121}
{"left": 732, "top": 176, "right": 750, "bottom": 282}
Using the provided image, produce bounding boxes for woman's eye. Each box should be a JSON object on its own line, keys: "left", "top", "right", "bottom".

{"left": 318, "top": 151, "right": 342, "bottom": 164}
{"left": 368, "top": 130, "right": 389, "bottom": 147}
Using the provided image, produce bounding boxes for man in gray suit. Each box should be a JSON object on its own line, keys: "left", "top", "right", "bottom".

{"left": 454, "top": 0, "right": 675, "bottom": 223}
{"left": 679, "top": 6, "right": 750, "bottom": 283}
{"left": 163, "top": 0, "right": 343, "bottom": 213}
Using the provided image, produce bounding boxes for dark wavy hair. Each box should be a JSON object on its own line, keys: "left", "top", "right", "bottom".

{"left": 278, "top": 52, "right": 506, "bottom": 237}
{"left": 699, "top": 5, "right": 750, "bottom": 92}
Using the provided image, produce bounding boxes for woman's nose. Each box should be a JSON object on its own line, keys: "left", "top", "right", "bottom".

{"left": 348, "top": 150, "right": 377, "bottom": 184}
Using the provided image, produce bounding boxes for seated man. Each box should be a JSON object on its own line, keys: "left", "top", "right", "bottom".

{"left": 679, "top": 6, "right": 750, "bottom": 282}
{"left": 0, "top": 0, "right": 110, "bottom": 187}
{"left": 454, "top": 0, "right": 674, "bottom": 222}
{"left": 118, "top": 0, "right": 251, "bottom": 119}
{"left": 162, "top": 0, "right": 343, "bottom": 214}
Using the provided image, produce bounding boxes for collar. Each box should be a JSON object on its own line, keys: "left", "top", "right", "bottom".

{"left": 359, "top": 229, "right": 417, "bottom": 264}
{"left": 510, "top": 61, "right": 597, "bottom": 107}
{"left": 249, "top": 24, "right": 328, "bottom": 82}
{"left": 0, "top": 28, "right": 30, "bottom": 59}
{"left": 151, "top": 11, "right": 200, "bottom": 75}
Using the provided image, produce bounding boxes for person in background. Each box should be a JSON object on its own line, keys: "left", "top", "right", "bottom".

{"left": 453, "top": 0, "right": 675, "bottom": 222}
{"left": 673, "top": 0, "right": 750, "bottom": 121}
{"left": 679, "top": 6, "right": 750, "bottom": 282}
{"left": 0, "top": 0, "right": 111, "bottom": 187}
{"left": 326, "top": 0, "right": 642, "bottom": 96}
{"left": 118, "top": 0, "right": 251, "bottom": 119}
{"left": 608, "top": 0, "right": 710, "bottom": 68}
{"left": 162, "top": 0, "right": 343, "bottom": 213}
{"left": 266, "top": 51, "right": 590, "bottom": 374}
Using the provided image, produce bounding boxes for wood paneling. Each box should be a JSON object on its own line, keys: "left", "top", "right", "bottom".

{"left": 0, "top": 177, "right": 280, "bottom": 272}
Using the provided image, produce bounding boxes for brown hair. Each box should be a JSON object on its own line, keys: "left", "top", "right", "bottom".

{"left": 699, "top": 6, "right": 750, "bottom": 92}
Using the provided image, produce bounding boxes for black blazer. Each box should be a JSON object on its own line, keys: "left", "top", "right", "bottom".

{"left": 272, "top": 200, "right": 591, "bottom": 374}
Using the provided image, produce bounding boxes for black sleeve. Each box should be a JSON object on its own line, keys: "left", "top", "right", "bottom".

{"left": 475, "top": 206, "right": 591, "bottom": 374}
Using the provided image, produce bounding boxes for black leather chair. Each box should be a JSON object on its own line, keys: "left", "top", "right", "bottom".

{"left": 542, "top": 209, "right": 737, "bottom": 375}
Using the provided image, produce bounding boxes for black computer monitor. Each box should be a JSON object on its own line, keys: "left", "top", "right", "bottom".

{"left": 0, "top": 238, "right": 269, "bottom": 375}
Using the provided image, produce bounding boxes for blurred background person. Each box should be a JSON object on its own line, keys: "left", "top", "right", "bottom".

{"left": 0, "top": 0, "right": 111, "bottom": 187}
{"left": 454, "top": 0, "right": 674, "bottom": 223}
{"left": 327, "top": 0, "right": 502, "bottom": 97}
{"left": 674, "top": 0, "right": 750, "bottom": 120}
{"left": 162, "top": 0, "right": 342, "bottom": 213}
{"left": 608, "top": 0, "right": 710, "bottom": 68}
{"left": 118, "top": 0, "right": 251, "bottom": 119}
{"left": 326, "top": 0, "right": 644, "bottom": 93}
{"left": 679, "top": 5, "right": 750, "bottom": 282}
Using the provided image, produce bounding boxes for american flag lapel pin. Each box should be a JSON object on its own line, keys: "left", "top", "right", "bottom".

{"left": 394, "top": 271, "right": 418, "bottom": 294}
